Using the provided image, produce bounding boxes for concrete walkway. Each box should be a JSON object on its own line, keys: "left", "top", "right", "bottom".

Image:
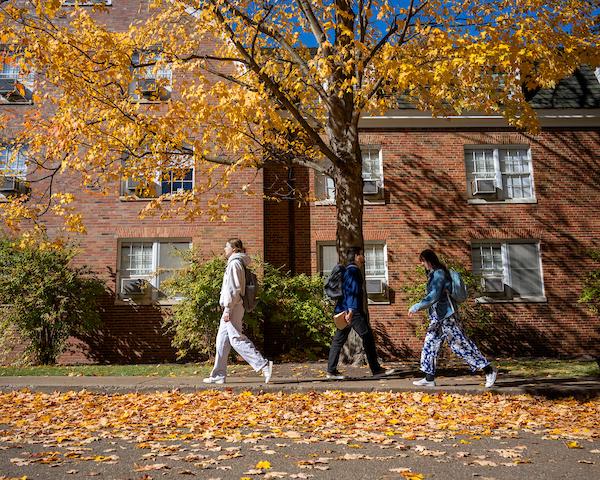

{"left": 1, "top": 362, "right": 598, "bottom": 398}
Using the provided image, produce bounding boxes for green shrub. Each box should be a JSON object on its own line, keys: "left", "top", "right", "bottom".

{"left": 403, "top": 256, "right": 495, "bottom": 338}
{"left": 162, "top": 252, "right": 334, "bottom": 360}
{"left": 579, "top": 249, "right": 600, "bottom": 314}
{"left": 0, "top": 235, "right": 106, "bottom": 365}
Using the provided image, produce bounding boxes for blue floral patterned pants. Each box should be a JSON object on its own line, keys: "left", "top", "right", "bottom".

{"left": 420, "top": 312, "right": 489, "bottom": 376}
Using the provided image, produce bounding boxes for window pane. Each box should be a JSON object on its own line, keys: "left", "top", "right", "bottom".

{"left": 320, "top": 245, "right": 338, "bottom": 275}
{"left": 508, "top": 243, "right": 543, "bottom": 297}
{"left": 0, "top": 147, "right": 27, "bottom": 176}
{"left": 159, "top": 242, "right": 190, "bottom": 270}
{"left": 365, "top": 244, "right": 385, "bottom": 277}
{"left": 472, "top": 244, "right": 502, "bottom": 274}
{"left": 121, "top": 242, "right": 154, "bottom": 276}
{"left": 162, "top": 169, "right": 194, "bottom": 194}
{"left": 468, "top": 149, "right": 494, "bottom": 174}
{"left": 362, "top": 148, "right": 381, "bottom": 180}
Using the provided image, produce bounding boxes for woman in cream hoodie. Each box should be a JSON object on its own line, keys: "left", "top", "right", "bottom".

{"left": 203, "top": 238, "right": 273, "bottom": 384}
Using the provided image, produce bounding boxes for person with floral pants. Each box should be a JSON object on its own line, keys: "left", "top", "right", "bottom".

{"left": 408, "top": 249, "right": 497, "bottom": 388}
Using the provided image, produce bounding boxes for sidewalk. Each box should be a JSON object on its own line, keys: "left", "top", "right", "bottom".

{"left": 1, "top": 362, "right": 598, "bottom": 398}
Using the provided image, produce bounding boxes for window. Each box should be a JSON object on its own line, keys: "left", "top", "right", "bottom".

{"left": 0, "top": 145, "right": 28, "bottom": 196}
{"left": 315, "top": 147, "right": 384, "bottom": 202}
{"left": 129, "top": 49, "right": 172, "bottom": 102}
{"left": 121, "top": 155, "right": 194, "bottom": 198}
{"left": 161, "top": 168, "right": 194, "bottom": 195}
{"left": 319, "top": 242, "right": 389, "bottom": 302}
{"left": 119, "top": 240, "right": 191, "bottom": 301}
{"left": 0, "top": 51, "right": 34, "bottom": 104}
{"left": 471, "top": 241, "right": 545, "bottom": 301}
{"left": 465, "top": 147, "right": 535, "bottom": 202}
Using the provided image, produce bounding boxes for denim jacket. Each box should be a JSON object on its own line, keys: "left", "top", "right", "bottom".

{"left": 334, "top": 264, "right": 364, "bottom": 315}
{"left": 411, "top": 268, "right": 456, "bottom": 319}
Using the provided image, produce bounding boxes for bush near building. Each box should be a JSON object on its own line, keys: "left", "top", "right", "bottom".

{"left": 0, "top": 235, "right": 106, "bottom": 365}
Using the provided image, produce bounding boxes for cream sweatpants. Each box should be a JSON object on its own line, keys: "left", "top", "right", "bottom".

{"left": 209, "top": 302, "right": 268, "bottom": 378}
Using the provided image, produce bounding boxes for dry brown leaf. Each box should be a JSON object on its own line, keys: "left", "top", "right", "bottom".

{"left": 134, "top": 463, "right": 170, "bottom": 472}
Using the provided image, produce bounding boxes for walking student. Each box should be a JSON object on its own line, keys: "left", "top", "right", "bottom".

{"left": 203, "top": 238, "right": 273, "bottom": 384}
{"left": 408, "top": 249, "right": 497, "bottom": 388}
{"left": 326, "top": 246, "right": 393, "bottom": 380}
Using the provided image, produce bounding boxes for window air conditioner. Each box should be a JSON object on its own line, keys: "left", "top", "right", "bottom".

{"left": 0, "top": 78, "right": 17, "bottom": 94}
{"left": 366, "top": 278, "right": 385, "bottom": 295}
{"left": 472, "top": 178, "right": 496, "bottom": 195}
{"left": 121, "top": 278, "right": 147, "bottom": 296}
{"left": 125, "top": 178, "right": 140, "bottom": 192}
{"left": 363, "top": 179, "right": 379, "bottom": 195}
{"left": 481, "top": 276, "right": 504, "bottom": 293}
{"left": 0, "top": 176, "right": 27, "bottom": 193}
{"left": 137, "top": 78, "right": 158, "bottom": 95}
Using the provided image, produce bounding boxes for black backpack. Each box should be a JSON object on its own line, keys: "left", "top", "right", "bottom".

{"left": 324, "top": 263, "right": 346, "bottom": 301}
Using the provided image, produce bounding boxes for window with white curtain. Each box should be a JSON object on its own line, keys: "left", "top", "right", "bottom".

{"left": 471, "top": 241, "right": 545, "bottom": 301}
{"left": 319, "top": 242, "right": 389, "bottom": 302}
{"left": 119, "top": 240, "right": 191, "bottom": 300}
{"left": 465, "top": 147, "right": 535, "bottom": 202}
{"left": 315, "top": 147, "right": 384, "bottom": 202}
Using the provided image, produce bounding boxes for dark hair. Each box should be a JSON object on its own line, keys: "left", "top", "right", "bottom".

{"left": 227, "top": 238, "right": 246, "bottom": 253}
{"left": 419, "top": 249, "right": 447, "bottom": 272}
{"left": 346, "top": 246, "right": 363, "bottom": 264}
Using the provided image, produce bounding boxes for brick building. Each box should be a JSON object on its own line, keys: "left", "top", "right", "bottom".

{"left": 1, "top": 1, "right": 599, "bottom": 363}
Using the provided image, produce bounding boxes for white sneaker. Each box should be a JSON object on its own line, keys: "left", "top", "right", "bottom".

{"left": 412, "top": 377, "right": 436, "bottom": 387}
{"left": 485, "top": 368, "right": 498, "bottom": 388}
{"left": 326, "top": 371, "right": 346, "bottom": 380}
{"left": 262, "top": 360, "right": 273, "bottom": 384}
{"left": 202, "top": 376, "right": 225, "bottom": 384}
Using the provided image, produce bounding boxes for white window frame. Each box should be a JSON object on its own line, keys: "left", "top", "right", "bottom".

{"left": 121, "top": 156, "right": 195, "bottom": 199}
{"left": 471, "top": 240, "right": 546, "bottom": 303}
{"left": 160, "top": 165, "right": 195, "bottom": 195}
{"left": 118, "top": 239, "right": 191, "bottom": 304}
{"left": 315, "top": 146, "right": 385, "bottom": 205}
{"left": 0, "top": 51, "right": 35, "bottom": 104}
{"left": 465, "top": 145, "right": 536, "bottom": 204}
{"left": 130, "top": 49, "right": 173, "bottom": 103}
{"left": 318, "top": 241, "right": 389, "bottom": 304}
{"left": 0, "top": 145, "right": 27, "bottom": 177}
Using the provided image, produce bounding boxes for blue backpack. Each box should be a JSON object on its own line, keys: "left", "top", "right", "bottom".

{"left": 448, "top": 269, "right": 468, "bottom": 303}
{"left": 324, "top": 264, "right": 346, "bottom": 301}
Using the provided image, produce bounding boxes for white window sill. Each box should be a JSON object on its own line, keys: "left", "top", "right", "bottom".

{"left": 368, "top": 298, "right": 391, "bottom": 305}
{"left": 115, "top": 296, "right": 182, "bottom": 306}
{"left": 119, "top": 196, "right": 155, "bottom": 202}
{"left": 0, "top": 101, "right": 33, "bottom": 106}
{"left": 475, "top": 296, "right": 547, "bottom": 304}
{"left": 313, "top": 198, "right": 386, "bottom": 206}
{"left": 467, "top": 198, "right": 537, "bottom": 205}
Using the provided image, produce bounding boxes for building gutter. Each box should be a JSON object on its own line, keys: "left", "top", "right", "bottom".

{"left": 359, "top": 109, "right": 600, "bottom": 129}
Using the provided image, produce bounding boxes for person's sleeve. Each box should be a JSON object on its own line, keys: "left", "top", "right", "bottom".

{"left": 409, "top": 270, "right": 446, "bottom": 313}
{"left": 223, "top": 261, "right": 245, "bottom": 313}
{"left": 344, "top": 268, "right": 361, "bottom": 312}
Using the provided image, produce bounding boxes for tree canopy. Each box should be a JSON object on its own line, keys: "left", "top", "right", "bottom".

{"left": 0, "top": 0, "right": 597, "bottom": 246}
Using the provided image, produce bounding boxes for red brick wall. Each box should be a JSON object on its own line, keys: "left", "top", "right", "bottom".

{"left": 288, "top": 128, "right": 599, "bottom": 359}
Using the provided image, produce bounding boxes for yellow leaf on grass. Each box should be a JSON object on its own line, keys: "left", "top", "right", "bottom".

{"left": 402, "top": 472, "right": 425, "bottom": 480}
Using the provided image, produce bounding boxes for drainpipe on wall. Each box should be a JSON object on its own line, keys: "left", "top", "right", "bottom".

{"left": 287, "top": 166, "right": 296, "bottom": 276}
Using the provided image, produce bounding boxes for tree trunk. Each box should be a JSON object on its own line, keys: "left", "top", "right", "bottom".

{"left": 333, "top": 156, "right": 369, "bottom": 366}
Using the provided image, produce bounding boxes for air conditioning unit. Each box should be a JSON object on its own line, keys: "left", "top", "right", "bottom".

{"left": 137, "top": 78, "right": 158, "bottom": 96}
{"left": 0, "top": 78, "right": 26, "bottom": 101}
{"left": 0, "top": 176, "right": 27, "bottom": 194}
{"left": 0, "top": 78, "right": 17, "bottom": 94}
{"left": 366, "top": 278, "right": 385, "bottom": 295}
{"left": 472, "top": 178, "right": 496, "bottom": 195}
{"left": 121, "top": 278, "right": 148, "bottom": 296}
{"left": 125, "top": 178, "right": 140, "bottom": 192}
{"left": 363, "top": 179, "right": 379, "bottom": 195}
{"left": 481, "top": 276, "right": 504, "bottom": 293}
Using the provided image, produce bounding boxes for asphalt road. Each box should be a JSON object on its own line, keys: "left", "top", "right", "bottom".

{"left": 1, "top": 431, "right": 598, "bottom": 479}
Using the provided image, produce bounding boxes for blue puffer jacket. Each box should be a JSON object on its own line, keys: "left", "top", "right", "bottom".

{"left": 410, "top": 268, "right": 456, "bottom": 319}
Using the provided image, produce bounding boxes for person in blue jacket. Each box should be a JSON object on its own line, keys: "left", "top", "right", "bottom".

{"left": 326, "top": 247, "right": 393, "bottom": 380}
{"left": 408, "top": 249, "right": 497, "bottom": 388}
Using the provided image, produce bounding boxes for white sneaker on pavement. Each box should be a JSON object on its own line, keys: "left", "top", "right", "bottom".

{"left": 412, "top": 377, "right": 436, "bottom": 387}
{"left": 485, "top": 367, "right": 498, "bottom": 388}
{"left": 202, "top": 376, "right": 225, "bottom": 384}
{"left": 262, "top": 360, "right": 273, "bottom": 384}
